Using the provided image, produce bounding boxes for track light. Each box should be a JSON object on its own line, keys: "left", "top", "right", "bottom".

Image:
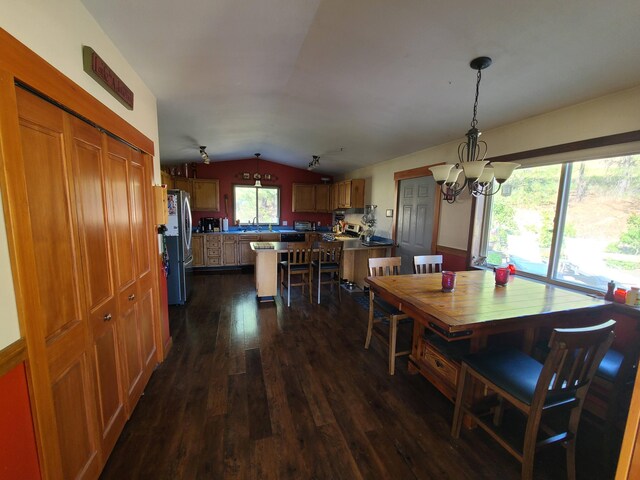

{"left": 308, "top": 155, "right": 320, "bottom": 171}
{"left": 199, "top": 146, "right": 210, "bottom": 164}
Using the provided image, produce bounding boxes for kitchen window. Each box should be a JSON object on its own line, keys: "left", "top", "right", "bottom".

{"left": 234, "top": 185, "right": 280, "bottom": 225}
{"left": 481, "top": 152, "right": 640, "bottom": 293}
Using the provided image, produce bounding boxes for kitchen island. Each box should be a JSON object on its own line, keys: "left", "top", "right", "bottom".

{"left": 251, "top": 240, "right": 391, "bottom": 301}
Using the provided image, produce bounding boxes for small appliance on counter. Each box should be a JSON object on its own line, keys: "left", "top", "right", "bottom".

{"left": 294, "top": 220, "right": 314, "bottom": 232}
{"left": 335, "top": 223, "right": 362, "bottom": 240}
{"left": 200, "top": 217, "right": 220, "bottom": 232}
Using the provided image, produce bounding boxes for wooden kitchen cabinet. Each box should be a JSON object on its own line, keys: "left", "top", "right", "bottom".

{"left": 334, "top": 179, "right": 365, "bottom": 209}
{"left": 160, "top": 170, "right": 173, "bottom": 187}
{"left": 292, "top": 183, "right": 316, "bottom": 212}
{"left": 192, "top": 178, "right": 219, "bottom": 211}
{"left": 173, "top": 176, "right": 192, "bottom": 197}
{"left": 292, "top": 183, "right": 332, "bottom": 212}
{"left": 238, "top": 234, "right": 260, "bottom": 265}
{"left": 192, "top": 234, "right": 205, "bottom": 266}
{"left": 205, "top": 234, "right": 222, "bottom": 266}
{"left": 315, "top": 184, "right": 331, "bottom": 212}
{"left": 222, "top": 234, "right": 238, "bottom": 265}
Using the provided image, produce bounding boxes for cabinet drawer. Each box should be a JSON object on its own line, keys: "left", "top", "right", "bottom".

{"left": 417, "top": 338, "right": 460, "bottom": 389}
{"left": 260, "top": 233, "right": 280, "bottom": 241}
{"left": 206, "top": 247, "right": 221, "bottom": 256}
{"left": 222, "top": 234, "right": 238, "bottom": 242}
{"left": 205, "top": 234, "right": 222, "bottom": 246}
{"left": 206, "top": 256, "right": 222, "bottom": 266}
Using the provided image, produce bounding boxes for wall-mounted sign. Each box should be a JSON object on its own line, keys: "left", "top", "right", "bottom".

{"left": 82, "top": 46, "right": 134, "bottom": 110}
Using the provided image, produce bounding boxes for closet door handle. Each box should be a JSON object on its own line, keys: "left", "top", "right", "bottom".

{"left": 103, "top": 313, "right": 112, "bottom": 322}
{"left": 128, "top": 294, "right": 136, "bottom": 301}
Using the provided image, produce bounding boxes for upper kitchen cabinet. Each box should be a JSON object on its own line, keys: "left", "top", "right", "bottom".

{"left": 160, "top": 170, "right": 173, "bottom": 188}
{"left": 192, "top": 178, "right": 220, "bottom": 211}
{"left": 333, "top": 179, "right": 365, "bottom": 210}
{"left": 292, "top": 183, "right": 332, "bottom": 213}
{"left": 173, "top": 176, "right": 192, "bottom": 197}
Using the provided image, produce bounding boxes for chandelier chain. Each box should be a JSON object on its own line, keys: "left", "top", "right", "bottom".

{"left": 471, "top": 69, "right": 482, "bottom": 129}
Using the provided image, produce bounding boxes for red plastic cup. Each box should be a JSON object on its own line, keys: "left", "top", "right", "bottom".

{"left": 495, "top": 267, "right": 510, "bottom": 286}
{"left": 441, "top": 271, "right": 457, "bottom": 292}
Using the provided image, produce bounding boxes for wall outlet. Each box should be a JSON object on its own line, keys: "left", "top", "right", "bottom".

{"left": 283, "top": 220, "right": 288, "bottom": 226}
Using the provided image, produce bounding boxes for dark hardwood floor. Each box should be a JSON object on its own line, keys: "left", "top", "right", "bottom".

{"left": 100, "top": 272, "right": 614, "bottom": 479}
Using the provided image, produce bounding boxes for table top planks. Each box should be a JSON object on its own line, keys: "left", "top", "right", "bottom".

{"left": 365, "top": 270, "right": 608, "bottom": 337}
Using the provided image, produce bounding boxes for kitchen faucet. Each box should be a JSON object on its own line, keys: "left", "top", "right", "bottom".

{"left": 252, "top": 216, "right": 261, "bottom": 232}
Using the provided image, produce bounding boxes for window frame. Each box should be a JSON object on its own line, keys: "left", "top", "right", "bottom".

{"left": 474, "top": 131, "right": 640, "bottom": 295}
{"left": 233, "top": 184, "right": 281, "bottom": 225}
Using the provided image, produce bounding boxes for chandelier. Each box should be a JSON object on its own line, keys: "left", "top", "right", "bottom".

{"left": 199, "top": 145, "right": 210, "bottom": 164}
{"left": 430, "top": 57, "right": 520, "bottom": 204}
{"left": 253, "top": 153, "right": 262, "bottom": 187}
{"left": 307, "top": 155, "right": 320, "bottom": 171}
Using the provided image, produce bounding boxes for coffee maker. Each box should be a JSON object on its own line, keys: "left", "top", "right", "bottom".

{"left": 200, "top": 217, "right": 220, "bottom": 232}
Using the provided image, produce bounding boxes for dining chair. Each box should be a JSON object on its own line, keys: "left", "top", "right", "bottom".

{"left": 413, "top": 254, "right": 443, "bottom": 274}
{"left": 365, "top": 256, "right": 412, "bottom": 375}
{"left": 279, "top": 242, "right": 313, "bottom": 307}
{"left": 312, "top": 241, "right": 343, "bottom": 304}
{"left": 451, "top": 319, "right": 616, "bottom": 480}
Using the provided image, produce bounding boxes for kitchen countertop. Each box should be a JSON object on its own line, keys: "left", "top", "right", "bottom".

{"left": 251, "top": 240, "right": 392, "bottom": 252}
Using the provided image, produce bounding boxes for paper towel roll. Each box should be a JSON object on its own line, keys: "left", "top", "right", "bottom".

{"left": 222, "top": 218, "right": 229, "bottom": 232}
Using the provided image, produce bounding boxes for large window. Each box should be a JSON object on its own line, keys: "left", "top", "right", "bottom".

{"left": 234, "top": 185, "right": 280, "bottom": 225}
{"left": 482, "top": 153, "right": 640, "bottom": 292}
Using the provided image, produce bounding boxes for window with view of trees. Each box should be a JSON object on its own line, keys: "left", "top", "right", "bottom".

{"left": 234, "top": 185, "right": 280, "bottom": 225}
{"left": 482, "top": 154, "right": 640, "bottom": 292}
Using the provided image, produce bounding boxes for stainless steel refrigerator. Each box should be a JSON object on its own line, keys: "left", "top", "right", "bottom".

{"left": 166, "top": 189, "right": 193, "bottom": 305}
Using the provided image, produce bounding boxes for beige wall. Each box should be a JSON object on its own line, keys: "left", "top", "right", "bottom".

{"left": 344, "top": 85, "right": 640, "bottom": 251}
{"left": 0, "top": 0, "right": 160, "bottom": 349}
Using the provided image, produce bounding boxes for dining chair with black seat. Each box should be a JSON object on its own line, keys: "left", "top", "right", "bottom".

{"left": 365, "top": 256, "right": 412, "bottom": 375}
{"left": 279, "top": 242, "right": 313, "bottom": 307}
{"left": 312, "top": 241, "right": 343, "bottom": 305}
{"left": 413, "top": 254, "right": 443, "bottom": 274}
{"left": 452, "top": 319, "right": 616, "bottom": 480}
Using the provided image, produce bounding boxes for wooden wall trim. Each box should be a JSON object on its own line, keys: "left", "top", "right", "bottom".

{"left": 435, "top": 245, "right": 467, "bottom": 257}
{"left": 0, "top": 28, "right": 154, "bottom": 155}
{"left": 487, "top": 129, "right": 640, "bottom": 164}
{"left": 394, "top": 164, "right": 440, "bottom": 182}
{"left": 0, "top": 338, "right": 26, "bottom": 377}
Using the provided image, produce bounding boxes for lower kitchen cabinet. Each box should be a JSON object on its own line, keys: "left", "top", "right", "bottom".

{"left": 238, "top": 235, "right": 259, "bottom": 265}
{"left": 192, "top": 234, "right": 205, "bottom": 266}
{"left": 222, "top": 235, "right": 238, "bottom": 265}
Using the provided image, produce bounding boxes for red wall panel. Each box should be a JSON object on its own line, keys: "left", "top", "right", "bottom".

{"left": 180, "top": 159, "right": 333, "bottom": 227}
{"left": 0, "top": 363, "right": 41, "bottom": 480}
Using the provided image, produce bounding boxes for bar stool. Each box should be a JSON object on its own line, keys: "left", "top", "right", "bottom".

{"left": 413, "top": 254, "right": 443, "bottom": 274}
{"left": 311, "top": 241, "right": 343, "bottom": 304}
{"left": 279, "top": 242, "right": 313, "bottom": 307}
{"left": 452, "top": 320, "right": 616, "bottom": 480}
{"left": 365, "top": 256, "right": 412, "bottom": 375}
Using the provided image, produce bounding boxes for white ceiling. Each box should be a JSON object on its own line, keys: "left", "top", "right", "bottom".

{"left": 81, "top": 0, "right": 640, "bottom": 174}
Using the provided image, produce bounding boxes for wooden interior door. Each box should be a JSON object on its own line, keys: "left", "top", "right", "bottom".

{"left": 129, "top": 151, "right": 157, "bottom": 378}
{"left": 17, "top": 88, "right": 100, "bottom": 479}
{"left": 106, "top": 137, "right": 145, "bottom": 412}
{"left": 68, "top": 115, "right": 126, "bottom": 460}
{"left": 397, "top": 176, "right": 437, "bottom": 274}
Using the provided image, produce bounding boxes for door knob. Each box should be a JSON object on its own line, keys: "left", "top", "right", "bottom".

{"left": 128, "top": 294, "right": 135, "bottom": 301}
{"left": 103, "top": 313, "right": 112, "bottom": 322}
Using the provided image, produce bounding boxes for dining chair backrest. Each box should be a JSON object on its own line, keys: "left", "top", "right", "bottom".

{"left": 286, "top": 242, "right": 313, "bottom": 266}
{"left": 414, "top": 254, "right": 443, "bottom": 274}
{"left": 537, "top": 320, "right": 616, "bottom": 406}
{"left": 317, "top": 241, "right": 343, "bottom": 266}
{"left": 368, "top": 257, "right": 402, "bottom": 277}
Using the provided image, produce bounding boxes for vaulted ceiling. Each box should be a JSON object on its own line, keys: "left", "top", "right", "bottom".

{"left": 82, "top": 0, "right": 640, "bottom": 174}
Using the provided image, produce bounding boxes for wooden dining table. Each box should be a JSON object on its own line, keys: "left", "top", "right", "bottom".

{"left": 365, "top": 269, "right": 609, "bottom": 401}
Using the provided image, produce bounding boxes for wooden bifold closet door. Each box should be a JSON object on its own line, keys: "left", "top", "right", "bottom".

{"left": 15, "top": 87, "right": 157, "bottom": 480}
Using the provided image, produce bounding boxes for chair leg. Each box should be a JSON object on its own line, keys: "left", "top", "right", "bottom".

{"left": 280, "top": 268, "right": 283, "bottom": 298}
{"left": 337, "top": 272, "right": 341, "bottom": 302}
{"left": 287, "top": 270, "right": 291, "bottom": 307}
{"left": 365, "top": 292, "right": 375, "bottom": 349}
{"left": 317, "top": 269, "right": 321, "bottom": 304}
{"left": 451, "top": 363, "right": 471, "bottom": 438}
{"left": 389, "top": 316, "right": 398, "bottom": 375}
{"left": 308, "top": 268, "right": 313, "bottom": 304}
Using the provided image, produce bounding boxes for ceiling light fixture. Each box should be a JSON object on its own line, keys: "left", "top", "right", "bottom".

{"left": 308, "top": 155, "right": 320, "bottom": 171}
{"left": 253, "top": 153, "right": 262, "bottom": 187}
{"left": 429, "top": 57, "right": 520, "bottom": 204}
{"left": 199, "top": 146, "right": 210, "bottom": 164}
